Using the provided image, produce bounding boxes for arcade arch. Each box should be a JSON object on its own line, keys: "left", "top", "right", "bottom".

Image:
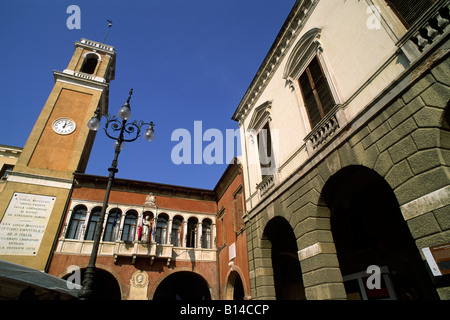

{"left": 322, "top": 165, "right": 438, "bottom": 300}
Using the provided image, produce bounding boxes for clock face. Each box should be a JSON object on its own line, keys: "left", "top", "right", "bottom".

{"left": 52, "top": 118, "right": 76, "bottom": 135}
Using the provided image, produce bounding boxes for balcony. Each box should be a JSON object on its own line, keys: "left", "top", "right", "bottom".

{"left": 114, "top": 242, "right": 173, "bottom": 265}
{"left": 256, "top": 174, "right": 275, "bottom": 198}
{"left": 57, "top": 237, "right": 216, "bottom": 266}
{"left": 398, "top": 1, "right": 450, "bottom": 60}
{"left": 304, "top": 109, "right": 341, "bottom": 155}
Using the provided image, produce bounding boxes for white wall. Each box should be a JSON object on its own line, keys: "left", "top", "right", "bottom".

{"left": 238, "top": 0, "right": 410, "bottom": 210}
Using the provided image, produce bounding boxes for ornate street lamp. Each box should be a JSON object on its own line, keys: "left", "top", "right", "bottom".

{"left": 79, "top": 89, "right": 155, "bottom": 300}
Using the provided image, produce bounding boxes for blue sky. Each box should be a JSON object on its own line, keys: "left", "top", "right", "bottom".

{"left": 0, "top": 0, "right": 296, "bottom": 190}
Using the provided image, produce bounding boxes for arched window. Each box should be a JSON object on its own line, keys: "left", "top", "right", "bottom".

{"left": 248, "top": 102, "right": 276, "bottom": 179}
{"left": 155, "top": 213, "right": 168, "bottom": 244}
{"left": 202, "top": 219, "right": 212, "bottom": 249}
{"left": 103, "top": 208, "right": 121, "bottom": 242}
{"left": 66, "top": 205, "right": 87, "bottom": 239}
{"left": 186, "top": 217, "right": 198, "bottom": 248}
{"left": 283, "top": 28, "right": 339, "bottom": 131}
{"left": 85, "top": 207, "right": 102, "bottom": 241}
{"left": 257, "top": 122, "right": 274, "bottom": 179}
{"left": 80, "top": 53, "right": 98, "bottom": 74}
{"left": 122, "top": 210, "right": 138, "bottom": 242}
{"left": 171, "top": 216, "right": 183, "bottom": 246}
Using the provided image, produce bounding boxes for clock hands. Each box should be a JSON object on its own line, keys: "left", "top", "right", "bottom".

{"left": 53, "top": 118, "right": 76, "bottom": 134}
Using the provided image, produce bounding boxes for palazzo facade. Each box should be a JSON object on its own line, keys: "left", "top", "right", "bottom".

{"left": 233, "top": 0, "right": 450, "bottom": 300}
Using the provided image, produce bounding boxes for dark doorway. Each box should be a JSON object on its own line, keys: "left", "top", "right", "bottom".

{"left": 227, "top": 271, "right": 245, "bottom": 300}
{"left": 322, "top": 165, "right": 438, "bottom": 300}
{"left": 263, "top": 217, "right": 306, "bottom": 300}
{"left": 64, "top": 268, "right": 121, "bottom": 300}
{"left": 153, "top": 272, "right": 211, "bottom": 300}
{"left": 233, "top": 275, "right": 245, "bottom": 300}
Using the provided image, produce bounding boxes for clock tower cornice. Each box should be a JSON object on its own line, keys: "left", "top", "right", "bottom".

{"left": 76, "top": 38, "right": 115, "bottom": 56}
{"left": 53, "top": 70, "right": 110, "bottom": 91}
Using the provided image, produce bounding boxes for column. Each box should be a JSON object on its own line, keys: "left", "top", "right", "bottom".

{"left": 62, "top": 208, "right": 74, "bottom": 239}
{"left": 82, "top": 209, "right": 91, "bottom": 240}
{"left": 182, "top": 220, "right": 187, "bottom": 247}
{"left": 211, "top": 223, "right": 216, "bottom": 249}
{"left": 166, "top": 218, "right": 173, "bottom": 245}
{"left": 197, "top": 221, "right": 203, "bottom": 249}
{"left": 117, "top": 212, "right": 126, "bottom": 241}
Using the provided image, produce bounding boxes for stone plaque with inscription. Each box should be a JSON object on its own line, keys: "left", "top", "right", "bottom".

{"left": 0, "top": 193, "right": 56, "bottom": 256}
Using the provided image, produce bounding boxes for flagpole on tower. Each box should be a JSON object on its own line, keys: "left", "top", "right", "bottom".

{"left": 102, "top": 19, "right": 113, "bottom": 44}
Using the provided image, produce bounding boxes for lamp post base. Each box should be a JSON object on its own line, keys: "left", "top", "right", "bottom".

{"left": 78, "top": 266, "right": 96, "bottom": 300}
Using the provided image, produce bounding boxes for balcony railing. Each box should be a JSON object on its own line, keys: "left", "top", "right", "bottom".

{"left": 398, "top": 1, "right": 450, "bottom": 56}
{"left": 114, "top": 242, "right": 173, "bottom": 265}
{"left": 304, "top": 111, "right": 340, "bottom": 153}
{"left": 56, "top": 237, "right": 216, "bottom": 265}
{"left": 410, "top": 3, "right": 449, "bottom": 52}
{"left": 256, "top": 174, "right": 275, "bottom": 197}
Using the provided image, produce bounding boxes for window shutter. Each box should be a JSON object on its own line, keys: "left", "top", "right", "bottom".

{"left": 236, "top": 193, "right": 245, "bottom": 229}
{"left": 299, "top": 56, "right": 335, "bottom": 129}
{"left": 386, "top": 0, "right": 434, "bottom": 28}
{"left": 231, "top": 198, "right": 237, "bottom": 232}
{"left": 257, "top": 122, "right": 273, "bottom": 177}
{"left": 300, "top": 72, "right": 321, "bottom": 128}
{"left": 309, "top": 57, "right": 335, "bottom": 117}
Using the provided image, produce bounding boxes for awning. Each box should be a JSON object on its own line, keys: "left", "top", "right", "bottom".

{"left": 0, "top": 259, "right": 81, "bottom": 299}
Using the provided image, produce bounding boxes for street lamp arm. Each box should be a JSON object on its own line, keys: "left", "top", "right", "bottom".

{"left": 103, "top": 114, "right": 154, "bottom": 143}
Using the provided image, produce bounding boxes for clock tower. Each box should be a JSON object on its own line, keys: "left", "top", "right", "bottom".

{"left": 0, "top": 39, "right": 116, "bottom": 271}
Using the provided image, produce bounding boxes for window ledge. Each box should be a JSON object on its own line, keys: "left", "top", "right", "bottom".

{"left": 304, "top": 105, "right": 342, "bottom": 153}
{"left": 256, "top": 174, "right": 275, "bottom": 198}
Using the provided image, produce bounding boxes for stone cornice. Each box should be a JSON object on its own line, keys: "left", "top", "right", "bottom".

{"left": 53, "top": 70, "right": 109, "bottom": 91}
{"left": 7, "top": 171, "right": 73, "bottom": 189}
{"left": 73, "top": 173, "right": 217, "bottom": 202}
{"left": 231, "top": 0, "right": 318, "bottom": 123}
{"left": 75, "top": 39, "right": 116, "bottom": 56}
